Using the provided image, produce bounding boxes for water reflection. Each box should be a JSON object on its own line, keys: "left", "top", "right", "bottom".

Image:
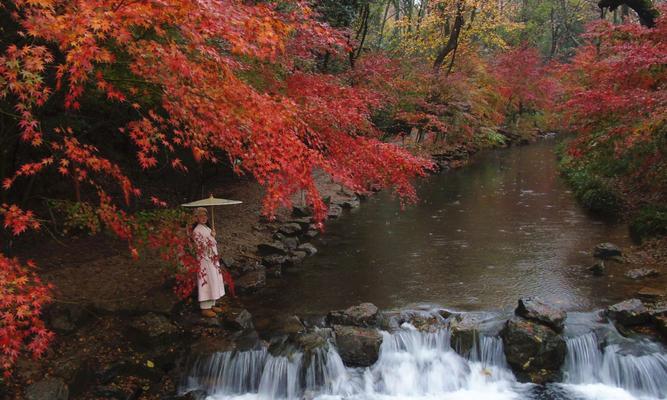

{"left": 247, "top": 140, "right": 633, "bottom": 318}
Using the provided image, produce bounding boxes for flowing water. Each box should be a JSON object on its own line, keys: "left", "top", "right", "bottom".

{"left": 247, "top": 139, "right": 647, "bottom": 318}
{"left": 182, "top": 139, "right": 667, "bottom": 400}
{"left": 181, "top": 310, "right": 667, "bottom": 400}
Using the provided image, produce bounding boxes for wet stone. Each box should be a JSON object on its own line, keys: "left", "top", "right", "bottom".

{"left": 606, "top": 298, "right": 650, "bottom": 326}
{"left": 594, "top": 242, "right": 622, "bottom": 259}
{"left": 278, "top": 222, "right": 304, "bottom": 236}
{"left": 500, "top": 318, "right": 566, "bottom": 384}
{"left": 257, "top": 242, "right": 288, "bottom": 256}
{"left": 589, "top": 261, "right": 605, "bottom": 276}
{"left": 625, "top": 268, "right": 659, "bottom": 280}
{"left": 235, "top": 269, "right": 266, "bottom": 293}
{"left": 328, "top": 303, "right": 379, "bottom": 327}
{"left": 515, "top": 297, "right": 566, "bottom": 333}
{"left": 333, "top": 325, "right": 382, "bottom": 367}
{"left": 327, "top": 204, "right": 343, "bottom": 219}
{"left": 297, "top": 243, "right": 318, "bottom": 256}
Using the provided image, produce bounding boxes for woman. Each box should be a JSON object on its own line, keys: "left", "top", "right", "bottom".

{"left": 191, "top": 207, "right": 225, "bottom": 318}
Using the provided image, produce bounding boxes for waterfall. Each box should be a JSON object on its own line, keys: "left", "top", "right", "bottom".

{"left": 562, "top": 331, "right": 667, "bottom": 399}
{"left": 181, "top": 327, "right": 525, "bottom": 400}
{"left": 180, "top": 322, "right": 667, "bottom": 400}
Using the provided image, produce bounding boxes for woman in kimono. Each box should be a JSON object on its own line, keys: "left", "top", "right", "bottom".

{"left": 191, "top": 207, "right": 225, "bottom": 318}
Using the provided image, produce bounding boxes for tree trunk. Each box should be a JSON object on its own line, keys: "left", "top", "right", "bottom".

{"left": 433, "top": 2, "right": 464, "bottom": 74}
{"left": 598, "top": 0, "right": 659, "bottom": 27}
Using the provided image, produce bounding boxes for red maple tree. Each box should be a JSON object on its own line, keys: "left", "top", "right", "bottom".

{"left": 0, "top": 0, "right": 432, "bottom": 374}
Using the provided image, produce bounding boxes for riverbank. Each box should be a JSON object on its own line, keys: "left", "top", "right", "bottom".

{"left": 8, "top": 133, "right": 666, "bottom": 399}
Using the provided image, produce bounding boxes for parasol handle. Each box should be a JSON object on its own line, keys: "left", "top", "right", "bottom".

{"left": 209, "top": 194, "right": 215, "bottom": 233}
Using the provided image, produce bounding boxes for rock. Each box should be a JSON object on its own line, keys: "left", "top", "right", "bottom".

{"left": 257, "top": 242, "right": 288, "bottom": 256}
{"left": 404, "top": 312, "right": 440, "bottom": 332}
{"left": 266, "top": 266, "right": 283, "bottom": 278}
{"left": 292, "top": 205, "right": 312, "bottom": 217}
{"left": 173, "top": 390, "right": 207, "bottom": 400}
{"left": 289, "top": 217, "right": 313, "bottom": 230}
{"left": 219, "top": 308, "right": 254, "bottom": 331}
{"left": 279, "top": 315, "right": 306, "bottom": 335}
{"left": 500, "top": 318, "right": 566, "bottom": 384}
{"left": 235, "top": 269, "right": 266, "bottom": 293}
{"left": 589, "top": 261, "right": 605, "bottom": 276}
{"left": 656, "top": 316, "right": 667, "bottom": 338}
{"left": 94, "top": 383, "right": 142, "bottom": 400}
{"left": 98, "top": 358, "right": 164, "bottom": 383}
{"left": 637, "top": 287, "right": 665, "bottom": 301}
{"left": 450, "top": 314, "right": 480, "bottom": 355}
{"left": 189, "top": 335, "right": 236, "bottom": 356}
{"left": 281, "top": 236, "right": 299, "bottom": 250}
{"left": 279, "top": 223, "right": 304, "bottom": 236}
{"left": 25, "top": 378, "right": 69, "bottom": 400}
{"left": 127, "top": 313, "right": 180, "bottom": 348}
{"left": 46, "top": 303, "right": 91, "bottom": 334}
{"left": 52, "top": 354, "right": 93, "bottom": 396}
{"left": 515, "top": 297, "right": 566, "bottom": 333}
{"left": 333, "top": 325, "right": 382, "bottom": 367}
{"left": 606, "top": 299, "right": 650, "bottom": 326}
{"left": 625, "top": 268, "right": 659, "bottom": 280}
{"left": 594, "top": 243, "right": 622, "bottom": 259}
{"left": 340, "top": 197, "right": 360, "bottom": 209}
{"left": 262, "top": 254, "right": 290, "bottom": 267}
{"left": 328, "top": 303, "right": 379, "bottom": 327}
{"left": 296, "top": 331, "right": 330, "bottom": 353}
{"left": 305, "top": 229, "right": 319, "bottom": 239}
{"left": 327, "top": 204, "right": 343, "bottom": 219}
{"left": 297, "top": 243, "right": 318, "bottom": 256}
{"left": 290, "top": 250, "right": 308, "bottom": 264}
{"left": 233, "top": 260, "right": 263, "bottom": 276}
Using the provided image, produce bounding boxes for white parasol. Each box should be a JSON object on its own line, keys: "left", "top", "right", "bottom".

{"left": 181, "top": 194, "right": 242, "bottom": 230}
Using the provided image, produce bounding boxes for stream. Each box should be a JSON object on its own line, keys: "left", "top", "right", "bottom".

{"left": 182, "top": 139, "right": 667, "bottom": 400}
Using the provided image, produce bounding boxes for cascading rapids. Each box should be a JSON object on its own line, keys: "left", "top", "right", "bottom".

{"left": 560, "top": 331, "right": 667, "bottom": 399}
{"left": 181, "top": 325, "right": 527, "bottom": 400}
{"left": 181, "top": 318, "right": 667, "bottom": 400}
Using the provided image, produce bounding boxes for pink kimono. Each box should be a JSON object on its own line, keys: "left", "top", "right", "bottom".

{"left": 192, "top": 224, "right": 225, "bottom": 306}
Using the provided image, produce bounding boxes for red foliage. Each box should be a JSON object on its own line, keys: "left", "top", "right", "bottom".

{"left": 556, "top": 6, "right": 667, "bottom": 197}
{"left": 0, "top": 0, "right": 432, "bottom": 374}
{"left": 493, "top": 46, "right": 559, "bottom": 116}
{"left": 0, "top": 255, "right": 53, "bottom": 377}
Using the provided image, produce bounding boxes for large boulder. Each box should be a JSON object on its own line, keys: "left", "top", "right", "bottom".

{"left": 25, "top": 378, "right": 69, "bottom": 400}
{"left": 606, "top": 299, "right": 650, "bottom": 326}
{"left": 593, "top": 243, "right": 622, "bottom": 259}
{"left": 625, "top": 268, "right": 659, "bottom": 280}
{"left": 333, "top": 325, "right": 382, "bottom": 367}
{"left": 500, "top": 318, "right": 566, "bottom": 384}
{"left": 328, "top": 303, "right": 379, "bottom": 327}
{"left": 449, "top": 313, "right": 480, "bottom": 356}
{"left": 515, "top": 297, "right": 566, "bottom": 333}
{"left": 127, "top": 313, "right": 180, "bottom": 348}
